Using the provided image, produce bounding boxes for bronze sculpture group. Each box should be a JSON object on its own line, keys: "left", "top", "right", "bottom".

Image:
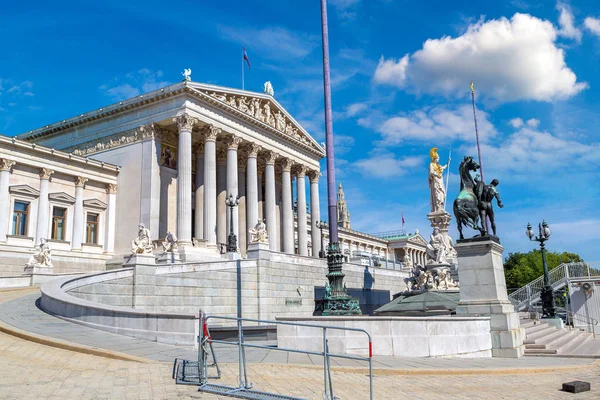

{"left": 453, "top": 156, "right": 503, "bottom": 240}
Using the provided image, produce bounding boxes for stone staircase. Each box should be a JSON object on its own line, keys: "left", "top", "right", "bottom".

{"left": 521, "top": 318, "right": 594, "bottom": 356}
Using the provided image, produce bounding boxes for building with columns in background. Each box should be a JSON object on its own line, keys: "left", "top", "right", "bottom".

{"left": 0, "top": 79, "right": 427, "bottom": 276}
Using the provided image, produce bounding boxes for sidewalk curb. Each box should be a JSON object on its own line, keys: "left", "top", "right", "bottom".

{"left": 0, "top": 320, "right": 154, "bottom": 364}
{"left": 254, "top": 361, "right": 599, "bottom": 376}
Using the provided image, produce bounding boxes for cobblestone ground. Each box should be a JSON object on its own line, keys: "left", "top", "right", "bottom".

{"left": 0, "top": 327, "right": 599, "bottom": 400}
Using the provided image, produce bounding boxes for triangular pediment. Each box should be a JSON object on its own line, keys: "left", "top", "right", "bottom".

{"left": 188, "top": 83, "right": 326, "bottom": 157}
{"left": 83, "top": 198, "right": 107, "bottom": 210}
{"left": 408, "top": 234, "right": 428, "bottom": 246}
{"left": 49, "top": 192, "right": 76, "bottom": 205}
{"left": 9, "top": 184, "right": 40, "bottom": 199}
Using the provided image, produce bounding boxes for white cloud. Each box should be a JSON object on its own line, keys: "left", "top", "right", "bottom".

{"left": 526, "top": 118, "right": 540, "bottom": 128}
{"left": 509, "top": 118, "right": 524, "bottom": 128}
{"left": 330, "top": 0, "right": 361, "bottom": 21}
{"left": 557, "top": 2, "right": 582, "bottom": 42}
{"left": 373, "top": 13, "right": 587, "bottom": 103}
{"left": 354, "top": 152, "right": 422, "bottom": 178}
{"left": 584, "top": 17, "right": 600, "bottom": 37}
{"left": 376, "top": 105, "right": 496, "bottom": 145}
{"left": 100, "top": 69, "right": 171, "bottom": 101}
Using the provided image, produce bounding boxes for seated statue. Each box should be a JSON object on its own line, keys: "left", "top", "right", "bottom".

{"left": 248, "top": 219, "right": 269, "bottom": 244}
{"left": 162, "top": 231, "right": 177, "bottom": 253}
{"left": 436, "top": 268, "right": 458, "bottom": 290}
{"left": 426, "top": 227, "right": 447, "bottom": 264}
{"left": 402, "top": 254, "right": 413, "bottom": 270}
{"left": 131, "top": 223, "right": 154, "bottom": 254}
{"left": 26, "top": 238, "right": 53, "bottom": 269}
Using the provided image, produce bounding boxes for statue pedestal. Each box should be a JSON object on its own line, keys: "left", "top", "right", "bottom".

{"left": 122, "top": 253, "right": 156, "bottom": 267}
{"left": 23, "top": 265, "right": 54, "bottom": 275}
{"left": 427, "top": 210, "right": 457, "bottom": 265}
{"left": 246, "top": 242, "right": 271, "bottom": 260}
{"left": 156, "top": 252, "right": 181, "bottom": 264}
{"left": 455, "top": 239, "right": 525, "bottom": 358}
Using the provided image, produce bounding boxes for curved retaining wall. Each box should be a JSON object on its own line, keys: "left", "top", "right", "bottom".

{"left": 277, "top": 316, "right": 493, "bottom": 358}
{"left": 40, "top": 270, "right": 198, "bottom": 346}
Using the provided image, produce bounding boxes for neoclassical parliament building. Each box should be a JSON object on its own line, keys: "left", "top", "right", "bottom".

{"left": 0, "top": 80, "right": 428, "bottom": 275}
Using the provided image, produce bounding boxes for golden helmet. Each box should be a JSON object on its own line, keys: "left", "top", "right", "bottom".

{"left": 429, "top": 147, "right": 439, "bottom": 162}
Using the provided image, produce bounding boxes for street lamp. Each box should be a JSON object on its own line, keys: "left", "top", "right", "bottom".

{"left": 526, "top": 220, "right": 555, "bottom": 318}
{"left": 316, "top": 220, "right": 328, "bottom": 258}
{"left": 226, "top": 193, "right": 240, "bottom": 253}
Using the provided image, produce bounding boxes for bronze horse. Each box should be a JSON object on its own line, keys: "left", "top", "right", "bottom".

{"left": 453, "top": 156, "right": 482, "bottom": 240}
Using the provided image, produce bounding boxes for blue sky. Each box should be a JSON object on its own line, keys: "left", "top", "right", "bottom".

{"left": 1, "top": 0, "right": 599, "bottom": 260}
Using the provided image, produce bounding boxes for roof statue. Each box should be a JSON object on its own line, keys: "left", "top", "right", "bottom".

{"left": 263, "top": 81, "right": 274, "bottom": 96}
{"left": 182, "top": 68, "right": 192, "bottom": 82}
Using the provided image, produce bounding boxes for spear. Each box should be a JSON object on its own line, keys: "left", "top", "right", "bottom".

{"left": 470, "top": 81, "right": 490, "bottom": 233}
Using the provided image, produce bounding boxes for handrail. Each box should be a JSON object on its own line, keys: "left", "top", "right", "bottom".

{"left": 508, "top": 262, "right": 600, "bottom": 311}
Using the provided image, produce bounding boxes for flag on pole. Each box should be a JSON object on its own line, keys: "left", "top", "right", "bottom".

{"left": 243, "top": 48, "right": 251, "bottom": 69}
{"left": 402, "top": 211, "right": 405, "bottom": 225}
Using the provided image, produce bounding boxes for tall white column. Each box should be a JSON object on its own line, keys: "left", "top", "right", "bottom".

{"left": 0, "top": 159, "right": 16, "bottom": 243}
{"left": 264, "top": 151, "right": 278, "bottom": 251}
{"left": 72, "top": 176, "right": 88, "bottom": 250}
{"left": 257, "top": 163, "right": 264, "bottom": 220}
{"left": 309, "top": 171, "right": 321, "bottom": 258}
{"left": 194, "top": 143, "right": 204, "bottom": 239}
{"left": 281, "top": 159, "right": 294, "bottom": 254}
{"left": 296, "top": 166, "right": 308, "bottom": 256}
{"left": 238, "top": 155, "right": 247, "bottom": 255}
{"left": 202, "top": 125, "right": 220, "bottom": 246}
{"left": 217, "top": 150, "right": 227, "bottom": 247}
{"left": 104, "top": 184, "right": 117, "bottom": 253}
{"left": 173, "top": 113, "right": 198, "bottom": 245}
{"left": 35, "top": 168, "right": 54, "bottom": 245}
{"left": 225, "top": 136, "right": 242, "bottom": 247}
{"left": 246, "top": 144, "right": 260, "bottom": 237}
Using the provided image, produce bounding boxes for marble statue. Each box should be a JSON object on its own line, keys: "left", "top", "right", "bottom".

{"left": 26, "top": 238, "right": 53, "bottom": 269}
{"left": 263, "top": 81, "right": 274, "bottom": 96}
{"left": 436, "top": 268, "right": 458, "bottom": 290}
{"left": 426, "top": 227, "right": 447, "bottom": 264}
{"left": 428, "top": 147, "right": 449, "bottom": 213}
{"left": 263, "top": 103, "right": 271, "bottom": 124}
{"left": 162, "top": 231, "right": 177, "bottom": 253}
{"left": 182, "top": 68, "right": 192, "bottom": 82}
{"left": 402, "top": 254, "right": 413, "bottom": 270}
{"left": 249, "top": 219, "right": 269, "bottom": 243}
{"left": 131, "top": 223, "right": 153, "bottom": 254}
{"left": 275, "top": 111, "right": 286, "bottom": 131}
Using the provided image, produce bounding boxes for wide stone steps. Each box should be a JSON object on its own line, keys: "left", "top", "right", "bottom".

{"left": 521, "top": 318, "right": 593, "bottom": 356}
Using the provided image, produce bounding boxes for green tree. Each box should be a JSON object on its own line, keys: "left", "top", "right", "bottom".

{"left": 504, "top": 250, "right": 583, "bottom": 290}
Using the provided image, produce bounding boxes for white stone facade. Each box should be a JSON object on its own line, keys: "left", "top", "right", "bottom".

{"left": 0, "top": 135, "right": 119, "bottom": 274}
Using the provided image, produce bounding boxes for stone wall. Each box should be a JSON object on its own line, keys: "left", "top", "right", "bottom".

{"left": 0, "top": 245, "right": 109, "bottom": 275}
{"left": 68, "top": 275, "right": 134, "bottom": 307}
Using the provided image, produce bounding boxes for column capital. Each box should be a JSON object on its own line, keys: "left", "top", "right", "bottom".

{"left": 201, "top": 124, "right": 221, "bottom": 142}
{"left": 280, "top": 158, "right": 294, "bottom": 172}
{"left": 216, "top": 149, "right": 227, "bottom": 164}
{"left": 257, "top": 161, "right": 266, "bottom": 175}
{"left": 173, "top": 113, "right": 198, "bottom": 132}
{"left": 137, "top": 122, "right": 162, "bottom": 140}
{"left": 293, "top": 165, "right": 308, "bottom": 177}
{"left": 193, "top": 141, "right": 204, "bottom": 154}
{"left": 74, "top": 176, "right": 88, "bottom": 187}
{"left": 39, "top": 168, "right": 54, "bottom": 180}
{"left": 237, "top": 154, "right": 247, "bottom": 170}
{"left": 246, "top": 143, "right": 261, "bottom": 158}
{"left": 263, "top": 150, "right": 279, "bottom": 165}
{"left": 106, "top": 183, "right": 117, "bottom": 194}
{"left": 225, "top": 135, "right": 243, "bottom": 150}
{"left": 0, "top": 159, "right": 16, "bottom": 172}
{"left": 307, "top": 170, "right": 321, "bottom": 183}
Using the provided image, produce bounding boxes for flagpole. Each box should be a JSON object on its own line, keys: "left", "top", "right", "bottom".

{"left": 241, "top": 47, "right": 244, "bottom": 90}
{"left": 444, "top": 148, "right": 451, "bottom": 211}
{"left": 470, "top": 81, "right": 490, "bottom": 233}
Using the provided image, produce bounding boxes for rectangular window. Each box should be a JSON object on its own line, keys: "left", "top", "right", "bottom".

{"left": 86, "top": 213, "right": 99, "bottom": 244}
{"left": 12, "top": 201, "right": 29, "bottom": 236}
{"left": 51, "top": 207, "right": 66, "bottom": 241}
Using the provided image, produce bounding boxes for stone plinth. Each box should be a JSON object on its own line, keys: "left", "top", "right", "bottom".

{"left": 23, "top": 265, "right": 54, "bottom": 275}
{"left": 122, "top": 253, "right": 156, "bottom": 267}
{"left": 156, "top": 252, "right": 182, "bottom": 264}
{"left": 246, "top": 242, "right": 271, "bottom": 260}
{"left": 178, "top": 246, "right": 221, "bottom": 262}
{"left": 455, "top": 239, "right": 525, "bottom": 358}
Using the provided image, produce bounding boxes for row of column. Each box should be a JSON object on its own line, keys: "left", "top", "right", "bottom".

{"left": 406, "top": 248, "right": 427, "bottom": 267}
{"left": 340, "top": 239, "right": 388, "bottom": 259}
{"left": 0, "top": 158, "right": 117, "bottom": 253}
{"left": 174, "top": 115, "right": 322, "bottom": 257}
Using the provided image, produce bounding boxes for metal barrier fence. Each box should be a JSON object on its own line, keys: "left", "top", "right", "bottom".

{"left": 174, "top": 311, "right": 374, "bottom": 400}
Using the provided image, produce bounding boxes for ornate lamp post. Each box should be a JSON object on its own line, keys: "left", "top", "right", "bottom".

{"left": 316, "top": 221, "right": 328, "bottom": 258}
{"left": 526, "top": 220, "right": 555, "bottom": 318}
{"left": 226, "top": 193, "right": 240, "bottom": 253}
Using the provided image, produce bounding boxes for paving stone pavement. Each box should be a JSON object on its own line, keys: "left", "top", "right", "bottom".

{"left": 0, "top": 289, "right": 597, "bottom": 372}
{"left": 1, "top": 288, "right": 600, "bottom": 399}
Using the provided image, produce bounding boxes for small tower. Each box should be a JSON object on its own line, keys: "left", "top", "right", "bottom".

{"left": 337, "top": 183, "right": 351, "bottom": 229}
